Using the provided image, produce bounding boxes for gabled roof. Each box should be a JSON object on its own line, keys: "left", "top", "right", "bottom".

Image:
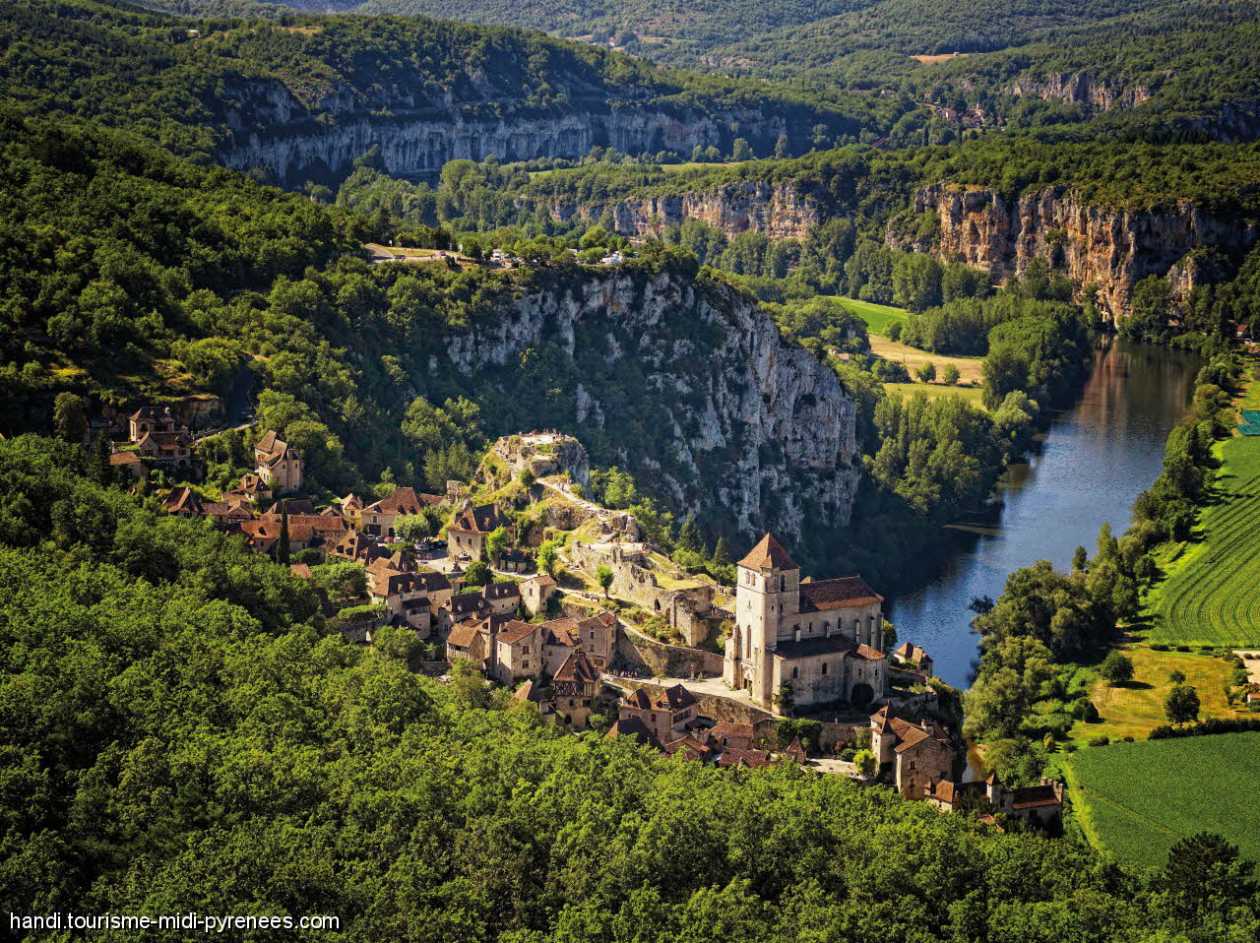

{"left": 737, "top": 533, "right": 798, "bottom": 571}
{"left": 496, "top": 620, "right": 538, "bottom": 645}
{"left": 255, "top": 429, "right": 285, "bottom": 456}
{"left": 553, "top": 650, "right": 599, "bottom": 686}
{"left": 663, "top": 735, "right": 713, "bottom": 761}
{"left": 450, "top": 592, "right": 489, "bottom": 616}
{"left": 366, "top": 486, "right": 424, "bottom": 517}
{"left": 656, "top": 683, "right": 697, "bottom": 712}
{"left": 450, "top": 502, "right": 503, "bottom": 535}
{"left": 623, "top": 688, "right": 653, "bottom": 711}
{"left": 606, "top": 716, "right": 656, "bottom": 747}
{"left": 798, "top": 576, "right": 883, "bottom": 612}
{"left": 447, "top": 623, "right": 482, "bottom": 649}
{"left": 484, "top": 581, "right": 521, "bottom": 601}
{"left": 717, "top": 747, "right": 772, "bottom": 769}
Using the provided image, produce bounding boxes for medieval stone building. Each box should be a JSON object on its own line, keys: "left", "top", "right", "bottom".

{"left": 723, "top": 533, "right": 888, "bottom": 711}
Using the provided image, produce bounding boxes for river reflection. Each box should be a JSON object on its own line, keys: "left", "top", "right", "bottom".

{"left": 887, "top": 340, "right": 1202, "bottom": 687}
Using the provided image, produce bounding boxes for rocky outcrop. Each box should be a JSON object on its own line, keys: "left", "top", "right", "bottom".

{"left": 543, "top": 180, "right": 821, "bottom": 240}
{"left": 1007, "top": 72, "right": 1153, "bottom": 113}
{"left": 212, "top": 76, "right": 819, "bottom": 185}
{"left": 910, "top": 184, "right": 1260, "bottom": 318}
{"left": 437, "top": 267, "right": 861, "bottom": 544}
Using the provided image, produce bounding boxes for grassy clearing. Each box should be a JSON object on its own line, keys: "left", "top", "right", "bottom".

{"left": 1066, "top": 732, "right": 1260, "bottom": 869}
{"left": 837, "top": 297, "right": 910, "bottom": 336}
{"left": 1146, "top": 376, "right": 1260, "bottom": 646}
{"left": 869, "top": 335, "right": 985, "bottom": 385}
{"left": 1069, "top": 645, "right": 1245, "bottom": 743}
{"left": 882, "top": 383, "right": 986, "bottom": 407}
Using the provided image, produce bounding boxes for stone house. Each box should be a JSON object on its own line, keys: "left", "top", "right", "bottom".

{"left": 482, "top": 581, "right": 522, "bottom": 617}
{"left": 870, "top": 706, "right": 955, "bottom": 799}
{"left": 359, "top": 486, "right": 431, "bottom": 538}
{"left": 893, "top": 641, "right": 935, "bottom": 677}
{"left": 617, "top": 684, "right": 700, "bottom": 746}
{"left": 723, "top": 533, "right": 889, "bottom": 711}
{"left": 119, "top": 407, "right": 198, "bottom": 479}
{"left": 929, "top": 774, "right": 1064, "bottom": 828}
{"left": 254, "top": 430, "right": 303, "bottom": 494}
{"left": 493, "top": 621, "right": 542, "bottom": 684}
{"left": 520, "top": 574, "right": 556, "bottom": 616}
{"left": 551, "top": 650, "right": 601, "bottom": 728}
{"left": 447, "top": 621, "right": 491, "bottom": 669}
{"left": 447, "top": 501, "right": 506, "bottom": 561}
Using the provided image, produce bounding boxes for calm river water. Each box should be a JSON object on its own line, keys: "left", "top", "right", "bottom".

{"left": 887, "top": 340, "right": 1203, "bottom": 687}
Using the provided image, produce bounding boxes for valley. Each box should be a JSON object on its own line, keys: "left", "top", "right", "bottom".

{"left": 2, "top": 0, "right": 1260, "bottom": 940}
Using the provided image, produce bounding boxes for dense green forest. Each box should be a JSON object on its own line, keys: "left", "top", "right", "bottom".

{"left": 2, "top": 432, "right": 1258, "bottom": 942}
{"left": 0, "top": 0, "right": 889, "bottom": 169}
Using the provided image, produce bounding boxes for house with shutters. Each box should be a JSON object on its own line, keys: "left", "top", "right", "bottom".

{"left": 723, "top": 533, "right": 889, "bottom": 712}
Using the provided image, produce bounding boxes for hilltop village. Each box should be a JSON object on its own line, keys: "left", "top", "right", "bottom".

{"left": 110, "top": 407, "right": 1061, "bottom": 826}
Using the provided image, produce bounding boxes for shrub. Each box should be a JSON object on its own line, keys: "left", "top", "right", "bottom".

{"left": 1088, "top": 735, "right": 1110, "bottom": 747}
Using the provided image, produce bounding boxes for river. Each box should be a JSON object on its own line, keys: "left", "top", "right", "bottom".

{"left": 887, "top": 340, "right": 1203, "bottom": 688}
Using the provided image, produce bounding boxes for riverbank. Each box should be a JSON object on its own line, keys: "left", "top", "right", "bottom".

{"left": 887, "top": 341, "right": 1203, "bottom": 686}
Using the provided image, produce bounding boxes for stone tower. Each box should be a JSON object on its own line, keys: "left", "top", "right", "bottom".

{"left": 728, "top": 533, "right": 800, "bottom": 707}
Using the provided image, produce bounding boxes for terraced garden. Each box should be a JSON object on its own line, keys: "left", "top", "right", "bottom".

{"left": 1066, "top": 733, "right": 1260, "bottom": 869}
{"left": 1147, "top": 396, "right": 1260, "bottom": 646}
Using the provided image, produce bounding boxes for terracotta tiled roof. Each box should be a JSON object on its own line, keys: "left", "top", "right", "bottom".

{"left": 109, "top": 450, "right": 143, "bottom": 465}
{"left": 163, "top": 487, "right": 202, "bottom": 514}
{"left": 496, "top": 620, "right": 538, "bottom": 645}
{"left": 366, "top": 486, "right": 425, "bottom": 516}
{"left": 524, "top": 574, "right": 556, "bottom": 588}
{"left": 289, "top": 563, "right": 313, "bottom": 579}
{"left": 447, "top": 623, "right": 481, "bottom": 648}
{"left": 717, "top": 747, "right": 772, "bottom": 769}
{"left": 554, "top": 650, "right": 599, "bottom": 686}
{"left": 737, "top": 533, "right": 798, "bottom": 571}
{"left": 798, "top": 577, "right": 883, "bottom": 612}
{"left": 664, "top": 735, "right": 713, "bottom": 761}
{"left": 855, "top": 643, "right": 884, "bottom": 661}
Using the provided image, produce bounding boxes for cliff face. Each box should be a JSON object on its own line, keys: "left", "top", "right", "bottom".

{"left": 543, "top": 180, "right": 821, "bottom": 241}
{"left": 911, "top": 184, "right": 1260, "bottom": 317}
{"left": 438, "top": 268, "right": 861, "bottom": 544}
{"left": 1007, "top": 72, "right": 1153, "bottom": 113}
{"left": 214, "top": 78, "right": 807, "bottom": 185}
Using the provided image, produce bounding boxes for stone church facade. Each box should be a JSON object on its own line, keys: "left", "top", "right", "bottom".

{"left": 723, "top": 533, "right": 888, "bottom": 712}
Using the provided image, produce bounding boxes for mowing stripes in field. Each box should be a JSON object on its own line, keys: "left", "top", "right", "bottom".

{"left": 1153, "top": 460, "right": 1260, "bottom": 646}
{"left": 1068, "top": 733, "right": 1260, "bottom": 870}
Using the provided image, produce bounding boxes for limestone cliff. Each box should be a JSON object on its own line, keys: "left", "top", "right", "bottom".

{"left": 542, "top": 179, "right": 821, "bottom": 241}
{"left": 436, "top": 267, "right": 861, "bottom": 544}
{"left": 1006, "top": 72, "right": 1152, "bottom": 114}
{"left": 907, "top": 184, "right": 1260, "bottom": 318}
{"left": 212, "top": 74, "right": 835, "bottom": 185}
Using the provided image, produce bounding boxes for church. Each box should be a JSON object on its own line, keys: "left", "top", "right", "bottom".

{"left": 723, "top": 533, "right": 888, "bottom": 712}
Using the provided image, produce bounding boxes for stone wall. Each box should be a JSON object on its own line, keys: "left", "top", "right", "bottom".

{"left": 614, "top": 627, "right": 724, "bottom": 678}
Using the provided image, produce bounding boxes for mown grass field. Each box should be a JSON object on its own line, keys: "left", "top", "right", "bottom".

{"left": 837, "top": 297, "right": 910, "bottom": 336}
{"left": 882, "top": 383, "right": 987, "bottom": 407}
{"left": 1068, "top": 646, "right": 1245, "bottom": 743}
{"left": 869, "top": 335, "right": 985, "bottom": 384}
{"left": 1146, "top": 377, "right": 1260, "bottom": 646}
{"left": 1066, "top": 733, "right": 1260, "bottom": 869}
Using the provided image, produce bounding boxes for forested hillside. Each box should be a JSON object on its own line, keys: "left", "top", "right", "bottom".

{"left": 1, "top": 434, "right": 1257, "bottom": 942}
{"left": 1, "top": 0, "right": 887, "bottom": 180}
